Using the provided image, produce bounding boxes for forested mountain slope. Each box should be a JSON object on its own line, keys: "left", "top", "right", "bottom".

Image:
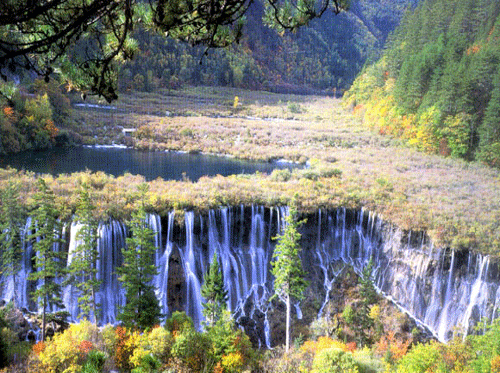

{"left": 345, "top": 0, "right": 500, "bottom": 167}
{"left": 118, "top": 0, "right": 416, "bottom": 94}
{"left": 0, "top": 0, "right": 415, "bottom": 155}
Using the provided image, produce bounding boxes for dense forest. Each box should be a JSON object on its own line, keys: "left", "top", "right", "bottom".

{"left": 0, "top": 0, "right": 417, "bottom": 155}
{"left": 118, "top": 0, "right": 416, "bottom": 95}
{"left": 344, "top": 0, "right": 500, "bottom": 167}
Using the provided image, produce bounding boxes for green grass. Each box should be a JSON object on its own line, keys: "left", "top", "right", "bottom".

{"left": 6, "top": 87, "right": 500, "bottom": 255}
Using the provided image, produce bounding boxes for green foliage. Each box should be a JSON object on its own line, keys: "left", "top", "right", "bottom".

{"left": 171, "top": 328, "right": 215, "bottom": 372}
{"left": 28, "top": 178, "right": 66, "bottom": 341}
{"left": 0, "top": 310, "right": 8, "bottom": 369}
{"left": 345, "top": 0, "right": 500, "bottom": 166}
{"left": 36, "top": 320, "right": 103, "bottom": 373}
{"left": 118, "top": 183, "right": 161, "bottom": 330}
{"left": 81, "top": 350, "right": 106, "bottom": 373}
{"left": 165, "top": 311, "right": 195, "bottom": 334}
{"left": 67, "top": 182, "right": 101, "bottom": 323}
{"left": 0, "top": 181, "right": 24, "bottom": 306}
{"left": 272, "top": 209, "right": 309, "bottom": 302}
{"left": 0, "top": 82, "right": 64, "bottom": 154}
{"left": 271, "top": 208, "right": 309, "bottom": 351}
{"left": 311, "top": 347, "right": 359, "bottom": 373}
{"left": 394, "top": 341, "right": 442, "bottom": 373}
{"left": 201, "top": 253, "right": 228, "bottom": 327}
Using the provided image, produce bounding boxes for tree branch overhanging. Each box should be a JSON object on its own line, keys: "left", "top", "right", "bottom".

{"left": 0, "top": 0, "right": 349, "bottom": 101}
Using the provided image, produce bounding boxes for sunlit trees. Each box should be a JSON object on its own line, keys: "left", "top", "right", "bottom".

{"left": 345, "top": 0, "right": 500, "bottom": 167}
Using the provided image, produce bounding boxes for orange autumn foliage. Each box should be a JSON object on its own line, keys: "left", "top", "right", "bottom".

{"left": 32, "top": 341, "right": 46, "bottom": 355}
{"left": 3, "top": 106, "right": 14, "bottom": 119}
{"left": 375, "top": 331, "right": 410, "bottom": 362}
{"left": 78, "top": 340, "right": 93, "bottom": 355}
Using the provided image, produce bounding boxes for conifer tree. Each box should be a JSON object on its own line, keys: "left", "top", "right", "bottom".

{"left": 355, "top": 259, "right": 377, "bottom": 346}
{"left": 201, "top": 252, "right": 228, "bottom": 327}
{"left": 0, "top": 181, "right": 24, "bottom": 307}
{"left": 28, "top": 178, "right": 65, "bottom": 341}
{"left": 271, "top": 208, "right": 309, "bottom": 352}
{"left": 67, "top": 182, "right": 100, "bottom": 324}
{"left": 117, "top": 183, "right": 161, "bottom": 330}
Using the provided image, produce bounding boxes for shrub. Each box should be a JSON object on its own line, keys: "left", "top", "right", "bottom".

{"left": 301, "top": 336, "right": 349, "bottom": 355}
{"left": 115, "top": 327, "right": 139, "bottom": 373}
{"left": 147, "top": 326, "right": 173, "bottom": 364}
{"left": 395, "top": 342, "right": 442, "bottom": 373}
{"left": 81, "top": 350, "right": 106, "bottom": 373}
{"left": 131, "top": 353, "right": 161, "bottom": 373}
{"left": 312, "top": 347, "right": 359, "bottom": 373}
{"left": 259, "top": 345, "right": 313, "bottom": 373}
{"left": 165, "top": 311, "right": 194, "bottom": 335}
{"left": 270, "top": 168, "right": 292, "bottom": 182}
{"left": 36, "top": 329, "right": 84, "bottom": 373}
{"left": 171, "top": 329, "right": 214, "bottom": 372}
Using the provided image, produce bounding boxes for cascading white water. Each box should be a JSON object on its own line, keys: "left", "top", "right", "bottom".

{"left": 2, "top": 206, "right": 500, "bottom": 345}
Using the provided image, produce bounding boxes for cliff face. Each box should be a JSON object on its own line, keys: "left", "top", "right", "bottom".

{"left": 2, "top": 206, "right": 499, "bottom": 344}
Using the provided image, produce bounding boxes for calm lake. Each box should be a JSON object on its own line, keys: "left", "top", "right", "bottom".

{"left": 0, "top": 146, "right": 299, "bottom": 181}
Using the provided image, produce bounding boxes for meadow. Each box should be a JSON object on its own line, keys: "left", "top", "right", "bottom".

{"left": 5, "top": 86, "right": 500, "bottom": 255}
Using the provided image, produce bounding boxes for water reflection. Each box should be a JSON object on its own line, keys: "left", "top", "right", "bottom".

{"left": 0, "top": 146, "right": 299, "bottom": 181}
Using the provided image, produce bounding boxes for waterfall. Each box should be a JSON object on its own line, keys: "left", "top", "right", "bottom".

{"left": 2, "top": 206, "right": 500, "bottom": 345}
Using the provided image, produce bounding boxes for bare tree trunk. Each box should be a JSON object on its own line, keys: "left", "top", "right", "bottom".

{"left": 41, "top": 297, "right": 46, "bottom": 342}
{"left": 286, "top": 292, "right": 291, "bottom": 353}
{"left": 91, "top": 287, "right": 97, "bottom": 326}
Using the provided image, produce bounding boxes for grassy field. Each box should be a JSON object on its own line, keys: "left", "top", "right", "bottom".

{"left": 7, "top": 86, "right": 500, "bottom": 255}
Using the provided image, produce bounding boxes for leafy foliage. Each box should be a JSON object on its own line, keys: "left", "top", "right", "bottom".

{"left": 312, "top": 347, "right": 359, "bottom": 373}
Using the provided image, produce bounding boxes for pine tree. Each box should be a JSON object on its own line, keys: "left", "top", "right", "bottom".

{"left": 0, "top": 181, "right": 24, "bottom": 307}
{"left": 271, "top": 208, "right": 309, "bottom": 352}
{"left": 354, "top": 259, "right": 378, "bottom": 347}
{"left": 67, "top": 182, "right": 101, "bottom": 324}
{"left": 201, "top": 252, "right": 228, "bottom": 327}
{"left": 28, "top": 178, "right": 65, "bottom": 341}
{"left": 117, "top": 183, "right": 161, "bottom": 330}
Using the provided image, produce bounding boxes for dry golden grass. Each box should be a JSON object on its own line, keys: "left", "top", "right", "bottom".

{"left": 6, "top": 87, "right": 500, "bottom": 255}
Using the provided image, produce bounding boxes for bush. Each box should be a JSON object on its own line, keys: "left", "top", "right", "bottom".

{"left": 171, "top": 329, "right": 215, "bottom": 372}
{"left": 165, "top": 311, "right": 194, "bottom": 334}
{"left": 82, "top": 350, "right": 106, "bottom": 373}
{"left": 270, "top": 168, "right": 292, "bottom": 182}
{"left": 395, "top": 342, "right": 441, "bottom": 373}
{"left": 312, "top": 347, "right": 359, "bottom": 373}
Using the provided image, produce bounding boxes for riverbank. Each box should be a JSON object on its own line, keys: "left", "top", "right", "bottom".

{"left": 3, "top": 87, "right": 500, "bottom": 255}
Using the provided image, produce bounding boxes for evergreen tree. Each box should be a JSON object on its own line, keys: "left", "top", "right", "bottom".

{"left": 117, "top": 183, "right": 161, "bottom": 330}
{"left": 66, "top": 182, "right": 100, "bottom": 324}
{"left": 271, "top": 208, "right": 309, "bottom": 352}
{"left": 201, "top": 252, "right": 228, "bottom": 327}
{"left": 0, "top": 181, "right": 24, "bottom": 307}
{"left": 354, "top": 259, "right": 378, "bottom": 347}
{"left": 28, "top": 178, "right": 65, "bottom": 341}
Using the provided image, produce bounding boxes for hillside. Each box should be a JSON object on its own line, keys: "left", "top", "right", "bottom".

{"left": 118, "top": 0, "right": 416, "bottom": 94}
{"left": 345, "top": 0, "right": 500, "bottom": 167}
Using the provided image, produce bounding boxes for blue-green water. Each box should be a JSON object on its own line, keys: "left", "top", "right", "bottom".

{"left": 0, "top": 146, "right": 299, "bottom": 181}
